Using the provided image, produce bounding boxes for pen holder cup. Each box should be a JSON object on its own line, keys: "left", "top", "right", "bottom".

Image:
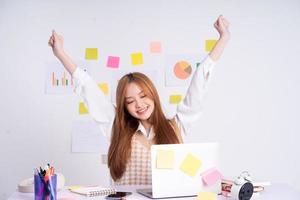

{"left": 34, "top": 174, "right": 57, "bottom": 200}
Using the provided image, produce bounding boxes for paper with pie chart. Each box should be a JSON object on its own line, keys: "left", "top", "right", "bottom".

{"left": 165, "top": 54, "right": 204, "bottom": 86}
{"left": 174, "top": 61, "right": 192, "bottom": 79}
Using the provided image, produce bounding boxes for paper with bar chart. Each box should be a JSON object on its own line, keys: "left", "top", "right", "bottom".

{"left": 45, "top": 62, "right": 74, "bottom": 94}
{"left": 165, "top": 54, "right": 204, "bottom": 86}
{"left": 45, "top": 62, "right": 89, "bottom": 94}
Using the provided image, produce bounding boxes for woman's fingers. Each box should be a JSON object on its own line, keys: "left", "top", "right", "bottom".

{"left": 214, "top": 15, "right": 223, "bottom": 29}
{"left": 219, "top": 15, "right": 229, "bottom": 29}
{"left": 52, "top": 30, "right": 57, "bottom": 37}
{"left": 218, "top": 18, "right": 226, "bottom": 30}
{"left": 215, "top": 15, "right": 229, "bottom": 31}
{"left": 48, "top": 36, "right": 54, "bottom": 46}
{"left": 214, "top": 21, "right": 218, "bottom": 29}
{"left": 49, "top": 30, "right": 65, "bottom": 57}
{"left": 52, "top": 30, "right": 60, "bottom": 43}
{"left": 213, "top": 15, "right": 230, "bottom": 39}
{"left": 52, "top": 30, "right": 64, "bottom": 45}
{"left": 223, "top": 18, "right": 230, "bottom": 28}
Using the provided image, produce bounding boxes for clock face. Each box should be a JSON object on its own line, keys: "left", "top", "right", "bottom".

{"left": 239, "top": 182, "right": 254, "bottom": 200}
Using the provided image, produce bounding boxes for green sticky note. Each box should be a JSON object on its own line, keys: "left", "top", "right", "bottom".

{"left": 85, "top": 48, "right": 98, "bottom": 60}
{"left": 156, "top": 149, "right": 175, "bottom": 169}
{"left": 180, "top": 153, "right": 202, "bottom": 177}
{"left": 131, "top": 52, "right": 144, "bottom": 65}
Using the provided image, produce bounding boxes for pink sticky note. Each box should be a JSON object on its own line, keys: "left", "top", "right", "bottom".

{"left": 150, "top": 42, "right": 162, "bottom": 53}
{"left": 107, "top": 56, "right": 120, "bottom": 68}
{"left": 201, "top": 168, "right": 223, "bottom": 187}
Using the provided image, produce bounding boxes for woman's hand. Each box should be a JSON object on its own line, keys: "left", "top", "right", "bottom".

{"left": 209, "top": 15, "right": 230, "bottom": 61}
{"left": 48, "top": 30, "right": 65, "bottom": 58}
{"left": 48, "top": 30, "right": 77, "bottom": 74}
{"left": 214, "top": 15, "right": 230, "bottom": 40}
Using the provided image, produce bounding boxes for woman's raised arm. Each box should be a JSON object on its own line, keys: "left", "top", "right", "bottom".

{"left": 48, "top": 30, "right": 77, "bottom": 74}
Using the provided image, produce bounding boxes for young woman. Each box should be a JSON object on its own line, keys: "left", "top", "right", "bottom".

{"left": 48, "top": 15, "right": 230, "bottom": 185}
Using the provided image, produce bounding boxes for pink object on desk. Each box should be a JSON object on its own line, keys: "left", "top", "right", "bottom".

{"left": 201, "top": 167, "right": 223, "bottom": 187}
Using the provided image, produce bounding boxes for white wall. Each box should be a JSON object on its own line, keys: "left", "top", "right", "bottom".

{"left": 1, "top": 0, "right": 300, "bottom": 199}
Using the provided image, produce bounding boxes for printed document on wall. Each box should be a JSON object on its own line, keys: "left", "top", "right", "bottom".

{"left": 71, "top": 120, "right": 109, "bottom": 153}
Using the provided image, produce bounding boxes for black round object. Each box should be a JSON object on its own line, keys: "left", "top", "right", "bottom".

{"left": 238, "top": 182, "right": 254, "bottom": 200}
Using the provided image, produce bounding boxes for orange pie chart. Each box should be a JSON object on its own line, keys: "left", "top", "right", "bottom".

{"left": 173, "top": 61, "right": 192, "bottom": 80}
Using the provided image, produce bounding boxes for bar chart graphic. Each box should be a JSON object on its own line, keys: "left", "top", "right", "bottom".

{"left": 51, "top": 71, "right": 74, "bottom": 87}
{"left": 45, "top": 62, "right": 75, "bottom": 94}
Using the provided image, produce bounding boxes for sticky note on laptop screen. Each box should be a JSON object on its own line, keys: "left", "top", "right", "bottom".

{"left": 156, "top": 149, "right": 175, "bottom": 169}
{"left": 180, "top": 153, "right": 202, "bottom": 177}
{"left": 201, "top": 167, "right": 223, "bottom": 187}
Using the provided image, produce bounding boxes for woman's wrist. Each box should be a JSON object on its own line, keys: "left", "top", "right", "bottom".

{"left": 55, "top": 50, "right": 66, "bottom": 60}
{"left": 219, "top": 34, "right": 230, "bottom": 41}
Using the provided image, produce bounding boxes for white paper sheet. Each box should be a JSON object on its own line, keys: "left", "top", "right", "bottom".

{"left": 71, "top": 120, "right": 109, "bottom": 153}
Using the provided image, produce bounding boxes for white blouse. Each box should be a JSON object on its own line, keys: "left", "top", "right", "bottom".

{"left": 72, "top": 55, "right": 216, "bottom": 185}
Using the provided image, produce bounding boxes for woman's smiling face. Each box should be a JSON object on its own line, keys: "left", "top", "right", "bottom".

{"left": 124, "top": 82, "right": 155, "bottom": 121}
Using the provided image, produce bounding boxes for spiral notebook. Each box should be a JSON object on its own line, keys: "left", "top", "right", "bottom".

{"left": 69, "top": 185, "right": 116, "bottom": 197}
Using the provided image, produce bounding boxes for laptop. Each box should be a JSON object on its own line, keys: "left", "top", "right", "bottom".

{"left": 137, "top": 143, "right": 220, "bottom": 199}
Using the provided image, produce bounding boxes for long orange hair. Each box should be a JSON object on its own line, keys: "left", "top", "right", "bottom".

{"left": 108, "top": 72, "right": 180, "bottom": 181}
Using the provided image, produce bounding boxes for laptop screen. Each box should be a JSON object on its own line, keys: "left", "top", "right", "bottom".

{"left": 150, "top": 143, "right": 220, "bottom": 198}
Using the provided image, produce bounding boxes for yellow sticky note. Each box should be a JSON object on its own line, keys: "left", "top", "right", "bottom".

{"left": 180, "top": 153, "right": 202, "bottom": 177}
{"left": 156, "top": 149, "right": 175, "bottom": 169}
{"left": 205, "top": 40, "right": 217, "bottom": 52}
{"left": 98, "top": 83, "right": 109, "bottom": 95}
{"left": 197, "top": 192, "right": 217, "bottom": 200}
{"left": 79, "top": 102, "right": 88, "bottom": 114}
{"left": 85, "top": 48, "right": 98, "bottom": 60}
{"left": 131, "top": 52, "right": 144, "bottom": 65}
{"left": 169, "top": 95, "right": 182, "bottom": 104}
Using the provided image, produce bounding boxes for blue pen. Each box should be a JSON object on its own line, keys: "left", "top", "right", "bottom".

{"left": 34, "top": 168, "right": 39, "bottom": 176}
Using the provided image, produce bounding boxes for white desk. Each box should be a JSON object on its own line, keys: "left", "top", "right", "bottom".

{"left": 8, "top": 184, "right": 300, "bottom": 200}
